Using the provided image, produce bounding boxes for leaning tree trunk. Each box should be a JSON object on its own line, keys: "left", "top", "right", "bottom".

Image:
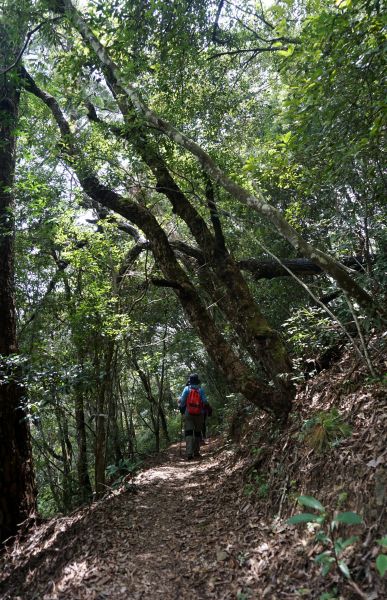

{"left": 22, "top": 73, "right": 293, "bottom": 419}
{"left": 0, "top": 23, "right": 36, "bottom": 543}
{"left": 55, "top": 0, "right": 382, "bottom": 319}
{"left": 132, "top": 357, "right": 161, "bottom": 452}
{"left": 87, "top": 98, "right": 292, "bottom": 395}
{"left": 156, "top": 349, "right": 170, "bottom": 445}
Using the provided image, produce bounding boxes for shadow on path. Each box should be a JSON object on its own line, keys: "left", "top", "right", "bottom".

{"left": 0, "top": 439, "right": 262, "bottom": 600}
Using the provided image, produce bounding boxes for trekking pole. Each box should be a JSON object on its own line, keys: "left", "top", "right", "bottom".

{"left": 179, "top": 413, "right": 183, "bottom": 457}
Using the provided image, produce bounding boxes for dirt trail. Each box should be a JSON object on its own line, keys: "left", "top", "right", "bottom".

{"left": 2, "top": 374, "right": 386, "bottom": 600}
{"left": 0, "top": 440, "right": 267, "bottom": 600}
{"left": 2, "top": 345, "right": 386, "bottom": 600}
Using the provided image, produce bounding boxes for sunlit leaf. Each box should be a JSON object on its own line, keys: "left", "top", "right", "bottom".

{"left": 298, "top": 495, "right": 325, "bottom": 511}
{"left": 287, "top": 513, "right": 324, "bottom": 525}
{"left": 332, "top": 512, "right": 363, "bottom": 525}
{"left": 376, "top": 555, "right": 387, "bottom": 577}
{"left": 338, "top": 560, "right": 351, "bottom": 579}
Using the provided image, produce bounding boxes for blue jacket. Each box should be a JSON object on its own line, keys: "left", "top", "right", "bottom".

{"left": 179, "top": 385, "right": 208, "bottom": 416}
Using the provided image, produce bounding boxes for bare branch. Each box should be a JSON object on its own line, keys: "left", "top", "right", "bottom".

{"left": 225, "top": 0, "right": 275, "bottom": 30}
{"left": 0, "top": 18, "right": 62, "bottom": 75}
{"left": 212, "top": 0, "right": 226, "bottom": 43}
{"left": 204, "top": 175, "right": 226, "bottom": 254}
{"left": 208, "top": 41, "right": 298, "bottom": 60}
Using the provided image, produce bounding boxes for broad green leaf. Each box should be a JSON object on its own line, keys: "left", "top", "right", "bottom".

{"left": 335, "top": 0, "right": 352, "bottom": 8}
{"left": 298, "top": 495, "right": 325, "bottom": 512}
{"left": 315, "top": 532, "right": 331, "bottom": 544}
{"left": 334, "top": 535, "right": 359, "bottom": 555}
{"left": 315, "top": 552, "right": 335, "bottom": 576}
{"left": 281, "top": 131, "right": 292, "bottom": 144}
{"left": 376, "top": 554, "right": 387, "bottom": 577}
{"left": 315, "top": 551, "right": 332, "bottom": 563}
{"left": 287, "top": 513, "right": 324, "bottom": 525}
{"left": 338, "top": 560, "right": 351, "bottom": 579}
{"left": 321, "top": 565, "right": 330, "bottom": 577}
{"left": 377, "top": 536, "right": 387, "bottom": 547}
{"left": 333, "top": 512, "right": 363, "bottom": 525}
{"left": 278, "top": 45, "right": 295, "bottom": 57}
{"left": 322, "top": 560, "right": 334, "bottom": 576}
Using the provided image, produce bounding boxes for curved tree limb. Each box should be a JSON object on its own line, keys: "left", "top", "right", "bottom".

{"left": 208, "top": 45, "right": 293, "bottom": 60}
{"left": 84, "top": 99, "right": 294, "bottom": 385}
{"left": 0, "top": 18, "right": 62, "bottom": 76}
{"left": 51, "top": 0, "right": 379, "bottom": 319}
{"left": 22, "top": 67, "right": 293, "bottom": 417}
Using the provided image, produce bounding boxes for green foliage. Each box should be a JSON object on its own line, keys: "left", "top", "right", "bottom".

{"left": 287, "top": 512, "right": 324, "bottom": 525}
{"left": 284, "top": 307, "right": 336, "bottom": 356}
{"left": 298, "top": 495, "right": 325, "bottom": 511}
{"left": 36, "top": 484, "right": 61, "bottom": 518}
{"left": 283, "top": 306, "right": 345, "bottom": 381}
{"left": 336, "top": 491, "right": 349, "bottom": 507}
{"left": 376, "top": 537, "right": 387, "bottom": 577}
{"left": 287, "top": 495, "right": 363, "bottom": 579}
{"left": 167, "top": 413, "right": 184, "bottom": 443}
{"left": 0, "top": 353, "right": 28, "bottom": 386}
{"left": 243, "top": 470, "right": 269, "bottom": 499}
{"left": 319, "top": 589, "right": 338, "bottom": 600}
{"left": 376, "top": 554, "right": 387, "bottom": 578}
{"left": 299, "top": 409, "right": 352, "bottom": 452}
{"left": 271, "top": 0, "right": 386, "bottom": 222}
{"left": 236, "top": 592, "right": 250, "bottom": 600}
{"left": 106, "top": 458, "right": 142, "bottom": 489}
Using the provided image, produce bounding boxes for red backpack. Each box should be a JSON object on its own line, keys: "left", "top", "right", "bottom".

{"left": 186, "top": 387, "right": 202, "bottom": 415}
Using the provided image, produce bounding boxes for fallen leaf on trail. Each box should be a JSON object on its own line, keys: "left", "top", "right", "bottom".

{"left": 216, "top": 549, "right": 229, "bottom": 562}
{"left": 367, "top": 454, "right": 385, "bottom": 468}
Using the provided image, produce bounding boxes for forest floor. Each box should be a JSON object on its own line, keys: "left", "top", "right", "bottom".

{"left": 0, "top": 342, "right": 386, "bottom": 600}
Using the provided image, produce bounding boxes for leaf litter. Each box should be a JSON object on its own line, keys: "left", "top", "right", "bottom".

{"left": 0, "top": 341, "right": 386, "bottom": 599}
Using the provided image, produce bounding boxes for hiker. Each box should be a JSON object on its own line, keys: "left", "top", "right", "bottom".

{"left": 179, "top": 373, "right": 208, "bottom": 460}
{"left": 183, "top": 378, "right": 212, "bottom": 444}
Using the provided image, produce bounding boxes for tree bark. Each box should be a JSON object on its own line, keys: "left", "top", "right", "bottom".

{"left": 156, "top": 345, "right": 170, "bottom": 444}
{"left": 74, "top": 387, "right": 92, "bottom": 503}
{"left": 237, "top": 255, "right": 372, "bottom": 280}
{"left": 94, "top": 342, "right": 114, "bottom": 497}
{"left": 74, "top": 354, "right": 92, "bottom": 503}
{"left": 132, "top": 357, "right": 160, "bottom": 451}
{"left": 61, "top": 265, "right": 93, "bottom": 504}
{"left": 54, "top": 402, "right": 73, "bottom": 511}
{"left": 107, "top": 350, "right": 123, "bottom": 466}
{"left": 118, "top": 379, "right": 136, "bottom": 461}
{"left": 0, "top": 24, "right": 36, "bottom": 543}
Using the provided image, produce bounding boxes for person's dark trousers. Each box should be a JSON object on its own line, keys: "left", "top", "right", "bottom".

{"left": 184, "top": 414, "right": 204, "bottom": 457}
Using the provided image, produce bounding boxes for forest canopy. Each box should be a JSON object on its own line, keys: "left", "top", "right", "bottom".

{"left": 0, "top": 0, "right": 385, "bottom": 540}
